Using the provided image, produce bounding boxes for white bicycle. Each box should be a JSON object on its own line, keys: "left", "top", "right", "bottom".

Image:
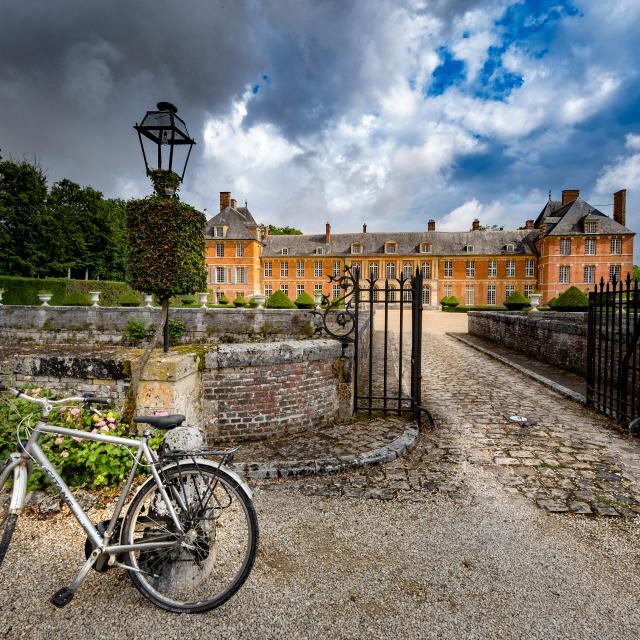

{"left": 0, "top": 383, "right": 258, "bottom": 613}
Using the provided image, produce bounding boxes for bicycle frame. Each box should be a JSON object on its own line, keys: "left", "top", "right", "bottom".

{"left": 8, "top": 420, "right": 184, "bottom": 555}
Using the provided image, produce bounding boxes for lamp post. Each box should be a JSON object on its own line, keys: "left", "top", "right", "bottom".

{"left": 134, "top": 101, "right": 197, "bottom": 350}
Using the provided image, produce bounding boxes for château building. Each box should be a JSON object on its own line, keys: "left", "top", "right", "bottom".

{"left": 204, "top": 189, "right": 634, "bottom": 306}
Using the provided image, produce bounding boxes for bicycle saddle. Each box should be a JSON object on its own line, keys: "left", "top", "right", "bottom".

{"left": 133, "top": 414, "right": 186, "bottom": 430}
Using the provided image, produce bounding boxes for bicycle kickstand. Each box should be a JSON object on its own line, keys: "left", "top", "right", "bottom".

{"left": 50, "top": 548, "right": 102, "bottom": 608}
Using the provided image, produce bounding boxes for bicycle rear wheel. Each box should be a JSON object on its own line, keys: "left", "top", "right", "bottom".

{"left": 0, "top": 461, "right": 19, "bottom": 569}
{"left": 121, "top": 463, "right": 258, "bottom": 613}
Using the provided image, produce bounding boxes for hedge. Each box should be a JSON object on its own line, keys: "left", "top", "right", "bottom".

{"left": 0, "top": 276, "right": 139, "bottom": 306}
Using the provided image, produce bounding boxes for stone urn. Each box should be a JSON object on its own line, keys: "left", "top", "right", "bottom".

{"left": 89, "top": 291, "right": 101, "bottom": 307}
{"left": 144, "top": 294, "right": 154, "bottom": 307}
{"left": 529, "top": 293, "right": 542, "bottom": 312}
{"left": 252, "top": 294, "right": 266, "bottom": 308}
{"left": 198, "top": 291, "right": 210, "bottom": 308}
{"left": 0, "top": 289, "right": 4, "bottom": 305}
{"left": 38, "top": 293, "right": 52, "bottom": 306}
{"left": 314, "top": 292, "right": 323, "bottom": 308}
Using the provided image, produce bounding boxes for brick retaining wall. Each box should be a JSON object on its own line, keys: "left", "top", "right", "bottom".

{"left": 468, "top": 311, "right": 588, "bottom": 376}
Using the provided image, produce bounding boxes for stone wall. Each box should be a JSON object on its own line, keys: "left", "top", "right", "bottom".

{"left": 468, "top": 311, "right": 588, "bottom": 376}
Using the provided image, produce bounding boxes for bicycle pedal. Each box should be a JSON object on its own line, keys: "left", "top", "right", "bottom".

{"left": 50, "top": 587, "right": 75, "bottom": 608}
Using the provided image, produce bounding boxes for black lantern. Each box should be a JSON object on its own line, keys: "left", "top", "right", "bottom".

{"left": 134, "top": 102, "right": 196, "bottom": 187}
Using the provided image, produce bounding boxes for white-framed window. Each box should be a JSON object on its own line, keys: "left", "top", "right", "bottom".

{"left": 609, "top": 264, "right": 621, "bottom": 283}
{"left": 443, "top": 284, "right": 453, "bottom": 297}
{"left": 506, "top": 260, "right": 515, "bottom": 277}
{"left": 539, "top": 267, "right": 544, "bottom": 284}
{"left": 403, "top": 262, "right": 413, "bottom": 279}
{"left": 421, "top": 262, "right": 430, "bottom": 279}
{"left": 506, "top": 284, "right": 515, "bottom": 297}
{"left": 584, "top": 265, "right": 595, "bottom": 284}
{"left": 351, "top": 243, "right": 362, "bottom": 254}
{"left": 264, "top": 284, "right": 272, "bottom": 297}
{"left": 463, "top": 245, "right": 474, "bottom": 253}
{"left": 314, "top": 282, "right": 323, "bottom": 294}
{"left": 216, "top": 242, "right": 224, "bottom": 258}
{"left": 350, "top": 261, "right": 362, "bottom": 276}
{"left": 235, "top": 242, "right": 244, "bottom": 257}
{"left": 525, "top": 260, "right": 534, "bottom": 277}
{"left": 584, "top": 238, "right": 597, "bottom": 255}
{"left": 314, "top": 261, "right": 323, "bottom": 277}
{"left": 585, "top": 221, "right": 598, "bottom": 234}
{"left": 524, "top": 284, "right": 533, "bottom": 297}
{"left": 402, "top": 287, "right": 412, "bottom": 302}
{"left": 465, "top": 284, "right": 474, "bottom": 306}
{"left": 387, "top": 287, "right": 397, "bottom": 302}
{"left": 296, "top": 260, "right": 305, "bottom": 278}
{"left": 559, "top": 265, "right": 570, "bottom": 284}
{"left": 420, "top": 242, "right": 431, "bottom": 254}
{"left": 505, "top": 243, "right": 515, "bottom": 252}
{"left": 332, "top": 284, "right": 341, "bottom": 299}
{"left": 214, "top": 266, "right": 226, "bottom": 283}
{"left": 385, "top": 241, "right": 397, "bottom": 254}
{"left": 264, "top": 261, "right": 272, "bottom": 277}
{"left": 296, "top": 284, "right": 305, "bottom": 296}
{"left": 333, "top": 260, "right": 340, "bottom": 276}
{"left": 369, "top": 262, "right": 379, "bottom": 279}
{"left": 313, "top": 247, "right": 325, "bottom": 255}
{"left": 233, "top": 266, "right": 247, "bottom": 284}
{"left": 281, "top": 284, "right": 289, "bottom": 296}
{"left": 213, "top": 226, "right": 225, "bottom": 238}
{"left": 611, "top": 238, "right": 622, "bottom": 255}
{"left": 281, "top": 248, "right": 289, "bottom": 255}
{"left": 280, "top": 262, "right": 289, "bottom": 277}
{"left": 487, "top": 285, "right": 496, "bottom": 306}
{"left": 488, "top": 260, "right": 497, "bottom": 278}
{"left": 422, "top": 287, "right": 430, "bottom": 305}
{"left": 560, "top": 239, "right": 571, "bottom": 255}
{"left": 444, "top": 260, "right": 453, "bottom": 277}
{"left": 386, "top": 262, "right": 396, "bottom": 278}
{"left": 466, "top": 260, "right": 475, "bottom": 277}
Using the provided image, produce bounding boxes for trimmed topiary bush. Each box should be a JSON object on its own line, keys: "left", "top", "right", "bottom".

{"left": 60, "top": 291, "right": 92, "bottom": 306}
{"left": 440, "top": 295, "right": 460, "bottom": 309}
{"left": 554, "top": 286, "right": 588, "bottom": 311}
{"left": 233, "top": 295, "right": 249, "bottom": 308}
{"left": 503, "top": 291, "right": 530, "bottom": 310}
{"left": 294, "top": 291, "right": 315, "bottom": 309}
{"left": 265, "top": 290, "right": 296, "bottom": 309}
{"left": 181, "top": 295, "right": 195, "bottom": 305}
{"left": 248, "top": 297, "right": 260, "bottom": 308}
{"left": 119, "top": 292, "right": 142, "bottom": 307}
{"left": 219, "top": 294, "right": 230, "bottom": 305}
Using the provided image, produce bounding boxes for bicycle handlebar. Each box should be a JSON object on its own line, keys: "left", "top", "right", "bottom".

{"left": 0, "top": 382, "right": 110, "bottom": 407}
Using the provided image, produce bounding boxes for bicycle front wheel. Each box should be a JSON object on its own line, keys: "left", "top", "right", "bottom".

{"left": 0, "top": 460, "right": 19, "bottom": 569}
{"left": 121, "top": 463, "right": 258, "bottom": 613}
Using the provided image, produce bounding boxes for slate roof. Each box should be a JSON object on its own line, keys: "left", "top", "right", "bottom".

{"left": 539, "top": 198, "right": 633, "bottom": 237}
{"left": 205, "top": 206, "right": 259, "bottom": 240}
{"left": 262, "top": 230, "right": 540, "bottom": 257}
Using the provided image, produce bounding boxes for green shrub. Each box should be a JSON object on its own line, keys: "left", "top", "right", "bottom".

{"left": 123, "top": 317, "right": 148, "bottom": 343}
{"left": 61, "top": 291, "right": 92, "bottom": 306}
{"left": 554, "top": 286, "right": 588, "bottom": 311}
{"left": 181, "top": 295, "right": 195, "bottom": 305}
{"left": 294, "top": 291, "right": 315, "bottom": 309}
{"left": 248, "top": 297, "right": 260, "bottom": 308}
{"left": 219, "top": 294, "right": 230, "bottom": 305}
{"left": 265, "top": 290, "right": 296, "bottom": 309}
{"left": 545, "top": 297, "right": 557, "bottom": 309}
{"left": 504, "top": 291, "right": 530, "bottom": 310}
{"left": 120, "top": 292, "right": 142, "bottom": 307}
{"left": 233, "top": 295, "right": 249, "bottom": 308}
{"left": 167, "top": 319, "right": 186, "bottom": 344}
{"left": 440, "top": 295, "right": 460, "bottom": 308}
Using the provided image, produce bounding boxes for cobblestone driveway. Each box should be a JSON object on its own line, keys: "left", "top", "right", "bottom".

{"left": 263, "top": 326, "right": 640, "bottom": 517}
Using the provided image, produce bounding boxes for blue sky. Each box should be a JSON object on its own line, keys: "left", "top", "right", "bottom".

{"left": 1, "top": 0, "right": 639, "bottom": 262}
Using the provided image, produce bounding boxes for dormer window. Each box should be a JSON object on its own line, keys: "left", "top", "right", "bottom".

{"left": 351, "top": 243, "right": 363, "bottom": 254}
{"left": 505, "top": 243, "right": 515, "bottom": 252}
{"left": 313, "top": 247, "right": 325, "bottom": 255}
{"left": 213, "top": 226, "right": 225, "bottom": 238}
{"left": 385, "top": 241, "right": 397, "bottom": 254}
{"left": 281, "top": 248, "right": 289, "bottom": 255}
{"left": 419, "top": 242, "right": 432, "bottom": 254}
{"left": 585, "top": 221, "right": 598, "bottom": 234}
{"left": 463, "top": 245, "right": 474, "bottom": 253}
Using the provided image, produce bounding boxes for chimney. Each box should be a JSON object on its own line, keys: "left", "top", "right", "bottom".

{"left": 325, "top": 222, "right": 331, "bottom": 244}
{"left": 472, "top": 218, "right": 480, "bottom": 231}
{"left": 427, "top": 219, "right": 436, "bottom": 231}
{"left": 362, "top": 223, "right": 367, "bottom": 233}
{"left": 220, "top": 191, "right": 231, "bottom": 211}
{"left": 613, "top": 189, "right": 626, "bottom": 227}
{"left": 230, "top": 198, "right": 237, "bottom": 209}
{"left": 561, "top": 189, "right": 579, "bottom": 205}
{"left": 525, "top": 219, "right": 535, "bottom": 230}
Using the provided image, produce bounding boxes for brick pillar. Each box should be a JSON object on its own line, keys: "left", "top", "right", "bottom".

{"left": 220, "top": 192, "right": 231, "bottom": 211}
{"left": 325, "top": 222, "right": 331, "bottom": 244}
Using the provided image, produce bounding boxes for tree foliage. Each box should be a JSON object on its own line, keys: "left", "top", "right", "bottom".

{"left": 634, "top": 265, "right": 640, "bottom": 281}
{"left": 259, "top": 223, "right": 303, "bottom": 235}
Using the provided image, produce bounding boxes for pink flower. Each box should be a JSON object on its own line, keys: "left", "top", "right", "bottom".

{"left": 91, "top": 428, "right": 98, "bottom": 434}
{"left": 154, "top": 411, "right": 169, "bottom": 416}
{"left": 107, "top": 417, "right": 116, "bottom": 423}
{"left": 97, "top": 420, "right": 106, "bottom": 427}
{"left": 54, "top": 436, "right": 64, "bottom": 445}
{"left": 59, "top": 406, "right": 67, "bottom": 413}
{"left": 72, "top": 436, "right": 82, "bottom": 443}
{"left": 60, "top": 450, "right": 69, "bottom": 458}
{"left": 70, "top": 408, "right": 80, "bottom": 417}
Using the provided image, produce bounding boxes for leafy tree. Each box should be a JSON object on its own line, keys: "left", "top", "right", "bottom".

{"left": 259, "top": 223, "right": 303, "bottom": 235}
{"left": 634, "top": 265, "right": 640, "bottom": 281}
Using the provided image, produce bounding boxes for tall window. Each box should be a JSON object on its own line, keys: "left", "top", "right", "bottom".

{"left": 281, "top": 284, "right": 289, "bottom": 296}
{"left": 236, "top": 242, "right": 244, "bottom": 257}
{"left": 296, "top": 284, "right": 305, "bottom": 296}
{"left": 560, "top": 239, "right": 571, "bottom": 255}
{"left": 609, "top": 264, "right": 621, "bottom": 283}
{"left": 403, "top": 262, "right": 413, "bottom": 279}
{"left": 233, "top": 266, "right": 247, "bottom": 284}
{"left": 296, "top": 260, "right": 304, "bottom": 278}
{"left": 216, "top": 243, "right": 224, "bottom": 258}
{"left": 487, "top": 285, "right": 496, "bottom": 306}
{"left": 466, "top": 260, "right": 475, "bottom": 277}
{"left": 369, "top": 262, "right": 379, "bottom": 279}
{"left": 465, "top": 284, "right": 474, "bottom": 306}
{"left": 314, "top": 261, "right": 323, "bottom": 277}
{"left": 559, "top": 265, "right": 570, "bottom": 284}
{"left": 584, "top": 238, "right": 597, "bottom": 255}
{"left": 524, "top": 284, "right": 533, "bottom": 297}
{"left": 444, "top": 260, "right": 453, "bottom": 277}
{"left": 386, "top": 262, "right": 396, "bottom": 278}
{"left": 421, "top": 262, "right": 430, "bottom": 279}
{"left": 506, "top": 260, "right": 515, "bottom": 277}
{"left": 488, "top": 260, "right": 497, "bottom": 278}
{"left": 332, "top": 284, "right": 341, "bottom": 299}
{"left": 585, "top": 221, "right": 598, "bottom": 233}
{"left": 422, "top": 287, "right": 430, "bottom": 304}
{"left": 584, "top": 265, "right": 595, "bottom": 284}
{"left": 333, "top": 260, "right": 340, "bottom": 276}
{"left": 402, "top": 287, "right": 412, "bottom": 302}
{"left": 351, "top": 261, "right": 362, "bottom": 276}
{"left": 264, "top": 261, "right": 272, "bottom": 277}
{"left": 214, "top": 266, "right": 226, "bottom": 283}
{"left": 314, "top": 283, "right": 322, "bottom": 294}
{"left": 506, "top": 284, "right": 515, "bottom": 297}
{"left": 280, "top": 262, "right": 289, "bottom": 277}
{"left": 610, "top": 238, "right": 622, "bottom": 254}
{"left": 525, "top": 260, "right": 534, "bottom": 277}
{"left": 443, "top": 284, "right": 453, "bottom": 297}
{"left": 264, "top": 284, "right": 272, "bottom": 297}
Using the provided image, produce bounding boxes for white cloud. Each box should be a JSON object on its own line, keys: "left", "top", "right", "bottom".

{"left": 595, "top": 133, "right": 640, "bottom": 193}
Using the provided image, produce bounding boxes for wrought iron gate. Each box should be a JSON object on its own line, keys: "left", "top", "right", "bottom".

{"left": 313, "top": 266, "right": 433, "bottom": 427}
{"left": 586, "top": 273, "right": 640, "bottom": 424}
